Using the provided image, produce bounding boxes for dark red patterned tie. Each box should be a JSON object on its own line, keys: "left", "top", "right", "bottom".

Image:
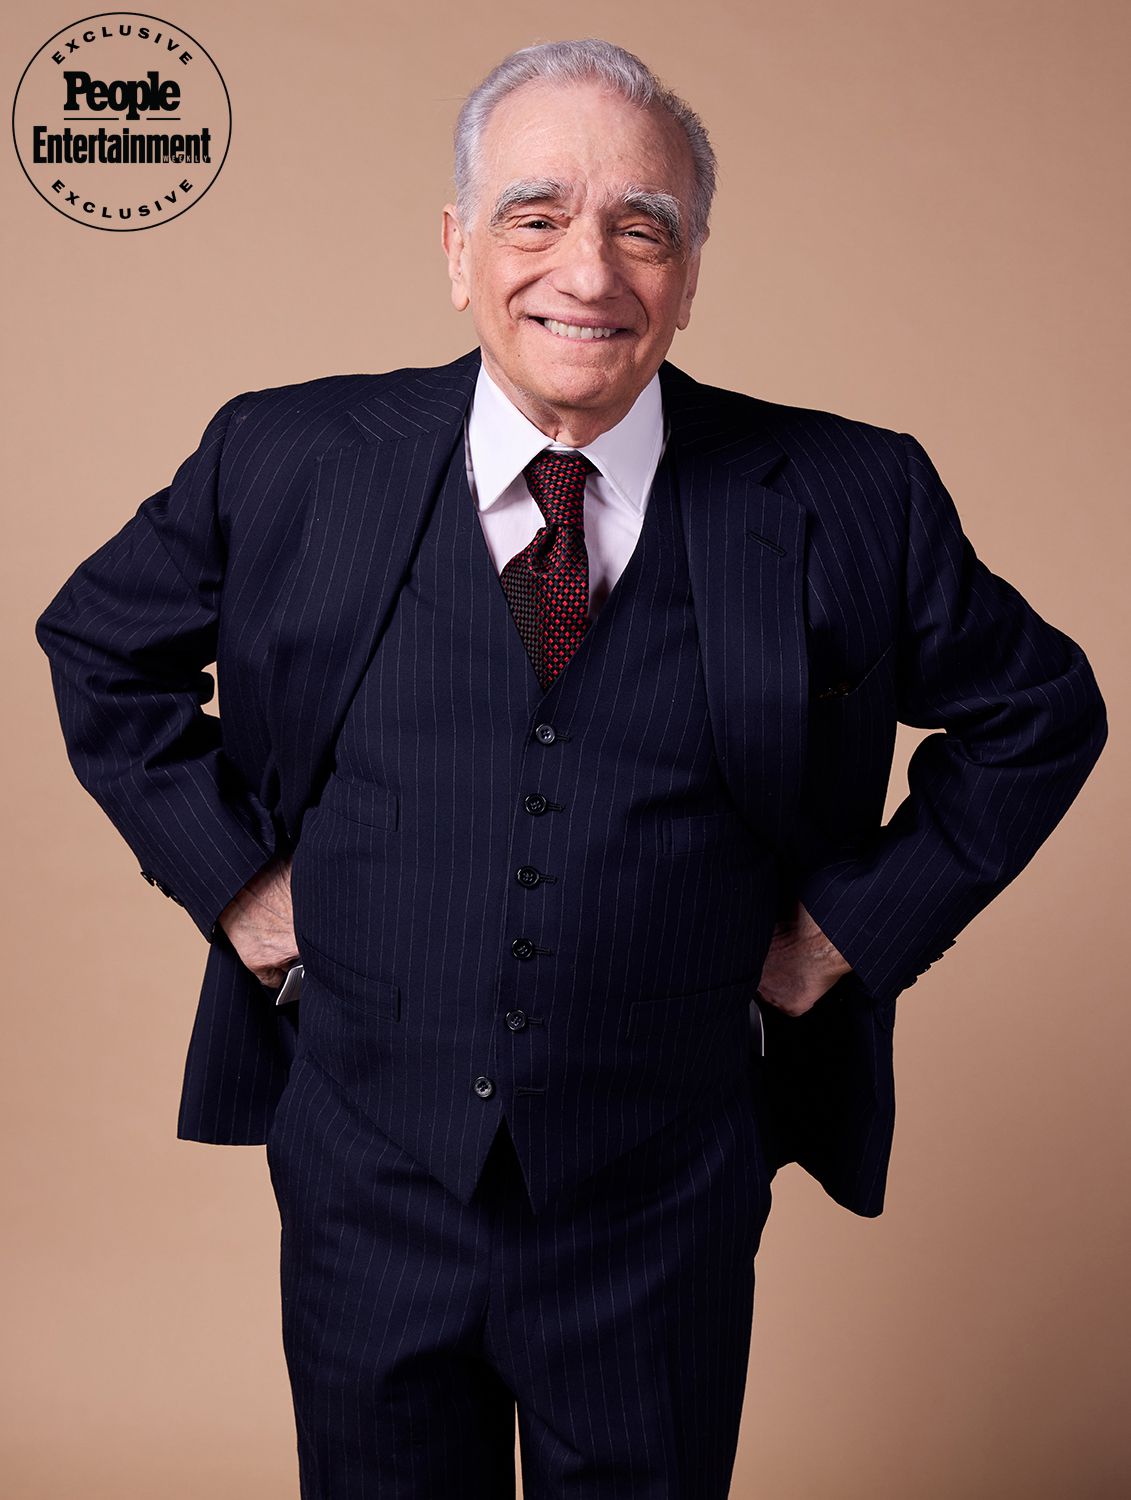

{"left": 499, "top": 448, "right": 597, "bottom": 690}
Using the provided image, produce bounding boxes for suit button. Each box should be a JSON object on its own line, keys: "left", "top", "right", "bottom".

{"left": 533, "top": 723, "right": 556, "bottom": 745}
{"left": 473, "top": 1076, "right": 495, "bottom": 1099}
{"left": 505, "top": 1010, "right": 528, "bottom": 1031}
{"left": 511, "top": 937, "right": 535, "bottom": 960}
{"left": 516, "top": 865, "right": 541, "bottom": 887}
{"left": 524, "top": 792, "right": 548, "bottom": 815}
{"left": 140, "top": 869, "right": 156, "bottom": 884}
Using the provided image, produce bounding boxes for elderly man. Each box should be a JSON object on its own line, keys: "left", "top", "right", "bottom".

{"left": 36, "top": 36, "right": 1106, "bottom": 1499}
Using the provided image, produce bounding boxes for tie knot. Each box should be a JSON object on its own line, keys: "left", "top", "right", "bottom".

{"left": 522, "top": 448, "right": 596, "bottom": 528}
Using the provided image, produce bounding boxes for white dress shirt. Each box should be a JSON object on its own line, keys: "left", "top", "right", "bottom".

{"left": 464, "top": 359, "right": 666, "bottom": 616}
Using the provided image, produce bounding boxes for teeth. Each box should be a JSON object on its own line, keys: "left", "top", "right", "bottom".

{"left": 541, "top": 318, "right": 617, "bottom": 340}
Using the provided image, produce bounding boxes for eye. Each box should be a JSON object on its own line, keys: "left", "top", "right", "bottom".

{"left": 518, "top": 218, "right": 555, "bottom": 230}
{"left": 620, "top": 226, "right": 669, "bottom": 248}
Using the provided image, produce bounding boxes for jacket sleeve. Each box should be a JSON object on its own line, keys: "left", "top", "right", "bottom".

{"left": 34, "top": 393, "right": 278, "bottom": 943}
{"left": 798, "top": 431, "right": 1108, "bottom": 1009}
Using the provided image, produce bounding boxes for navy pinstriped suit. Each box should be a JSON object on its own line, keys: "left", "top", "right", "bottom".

{"left": 36, "top": 346, "right": 1107, "bottom": 1495}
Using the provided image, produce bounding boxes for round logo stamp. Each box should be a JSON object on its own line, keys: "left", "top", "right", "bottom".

{"left": 12, "top": 12, "right": 231, "bottom": 231}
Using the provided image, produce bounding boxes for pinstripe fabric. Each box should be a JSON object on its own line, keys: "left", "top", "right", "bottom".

{"left": 267, "top": 1051, "right": 768, "bottom": 1498}
{"left": 34, "top": 346, "right": 1108, "bottom": 1221}
{"left": 263, "top": 384, "right": 780, "bottom": 1494}
{"left": 288, "top": 410, "right": 774, "bottom": 1214}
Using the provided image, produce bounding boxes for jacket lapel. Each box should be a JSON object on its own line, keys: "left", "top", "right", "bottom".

{"left": 268, "top": 348, "right": 482, "bottom": 839}
{"left": 658, "top": 361, "right": 808, "bottom": 848}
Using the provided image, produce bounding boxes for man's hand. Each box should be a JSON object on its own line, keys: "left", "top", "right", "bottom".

{"left": 217, "top": 852, "right": 299, "bottom": 987}
{"left": 756, "top": 899, "right": 853, "bottom": 1018}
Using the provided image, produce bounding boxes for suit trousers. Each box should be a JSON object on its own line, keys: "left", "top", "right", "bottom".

{"left": 266, "top": 1046, "right": 773, "bottom": 1498}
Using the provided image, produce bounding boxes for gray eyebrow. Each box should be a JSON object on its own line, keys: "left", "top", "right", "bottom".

{"left": 618, "top": 188, "right": 682, "bottom": 250}
{"left": 486, "top": 178, "right": 684, "bottom": 251}
{"left": 486, "top": 178, "right": 573, "bottom": 227}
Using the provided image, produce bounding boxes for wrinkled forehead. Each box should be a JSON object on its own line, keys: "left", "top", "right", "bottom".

{"left": 474, "top": 79, "right": 690, "bottom": 189}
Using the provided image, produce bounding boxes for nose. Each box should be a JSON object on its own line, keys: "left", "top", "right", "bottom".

{"left": 547, "top": 221, "right": 622, "bottom": 304}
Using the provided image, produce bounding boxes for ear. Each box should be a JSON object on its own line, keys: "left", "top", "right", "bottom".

{"left": 676, "top": 232, "right": 706, "bottom": 330}
{"left": 441, "top": 205, "right": 471, "bottom": 313}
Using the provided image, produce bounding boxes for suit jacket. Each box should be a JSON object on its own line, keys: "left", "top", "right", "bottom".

{"left": 34, "top": 345, "right": 1108, "bottom": 1216}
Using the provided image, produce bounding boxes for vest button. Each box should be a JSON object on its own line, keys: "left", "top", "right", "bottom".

{"left": 524, "top": 792, "right": 548, "bottom": 815}
{"left": 516, "top": 865, "right": 541, "bottom": 887}
{"left": 533, "top": 723, "right": 556, "bottom": 744}
{"left": 505, "top": 1010, "right": 528, "bottom": 1031}
{"left": 511, "top": 937, "right": 535, "bottom": 960}
{"left": 472, "top": 1075, "right": 495, "bottom": 1099}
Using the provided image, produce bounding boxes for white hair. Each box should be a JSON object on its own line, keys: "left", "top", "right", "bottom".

{"left": 453, "top": 38, "right": 717, "bottom": 254}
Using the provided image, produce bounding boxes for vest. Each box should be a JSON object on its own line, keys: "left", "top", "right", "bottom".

{"left": 290, "top": 425, "right": 778, "bottom": 1213}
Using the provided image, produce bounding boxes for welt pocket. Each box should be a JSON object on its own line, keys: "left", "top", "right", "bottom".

{"left": 623, "top": 975, "right": 754, "bottom": 1037}
{"left": 295, "top": 928, "right": 401, "bottom": 1020}
{"left": 811, "top": 641, "right": 894, "bottom": 702}
{"left": 318, "top": 773, "right": 399, "bottom": 830}
{"left": 657, "top": 810, "right": 748, "bottom": 855}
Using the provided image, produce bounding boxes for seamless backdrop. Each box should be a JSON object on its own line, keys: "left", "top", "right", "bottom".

{"left": 3, "top": 2, "right": 1128, "bottom": 1496}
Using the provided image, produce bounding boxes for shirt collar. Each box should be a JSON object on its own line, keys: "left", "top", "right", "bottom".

{"left": 467, "top": 357, "right": 664, "bottom": 517}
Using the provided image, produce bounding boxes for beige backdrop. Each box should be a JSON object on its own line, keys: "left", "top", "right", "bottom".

{"left": 4, "top": 2, "right": 1128, "bottom": 1495}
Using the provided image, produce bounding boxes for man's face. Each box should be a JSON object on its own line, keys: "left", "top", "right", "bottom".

{"left": 442, "top": 79, "right": 705, "bottom": 438}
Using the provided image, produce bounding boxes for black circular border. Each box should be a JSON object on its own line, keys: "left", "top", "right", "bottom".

{"left": 11, "top": 11, "right": 232, "bottom": 232}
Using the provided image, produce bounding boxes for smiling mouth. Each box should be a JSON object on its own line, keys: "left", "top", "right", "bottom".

{"left": 531, "top": 316, "right": 626, "bottom": 341}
